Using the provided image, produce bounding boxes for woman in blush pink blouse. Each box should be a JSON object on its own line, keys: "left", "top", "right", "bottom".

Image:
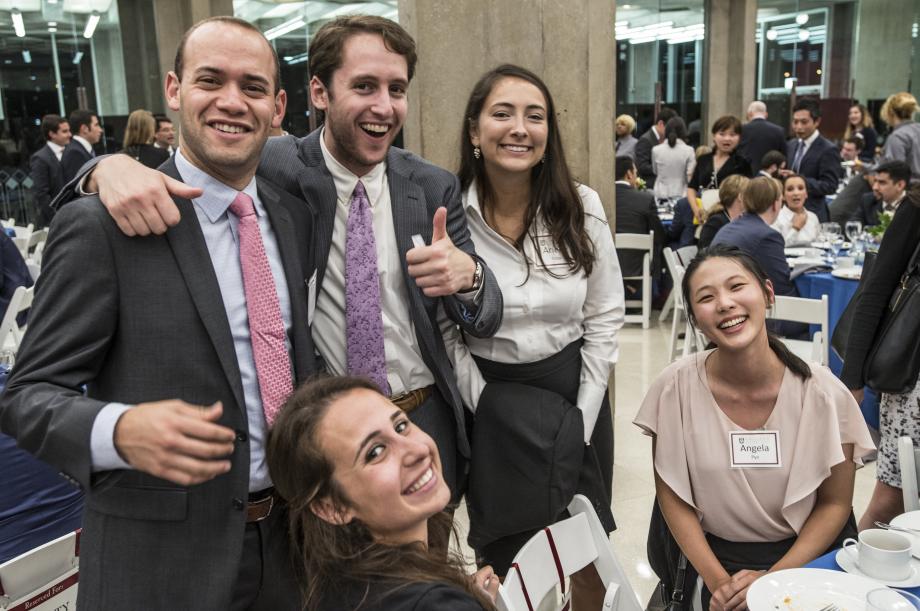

{"left": 635, "top": 244, "right": 873, "bottom": 611}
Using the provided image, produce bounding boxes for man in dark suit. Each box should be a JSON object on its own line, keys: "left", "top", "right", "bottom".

{"left": 614, "top": 155, "right": 664, "bottom": 281}
{"left": 739, "top": 101, "right": 787, "bottom": 173}
{"left": 851, "top": 160, "right": 911, "bottom": 227}
{"left": 29, "top": 114, "right": 70, "bottom": 227}
{"left": 53, "top": 15, "right": 502, "bottom": 502}
{"left": 781, "top": 97, "right": 843, "bottom": 222}
{"left": 153, "top": 114, "right": 176, "bottom": 156}
{"left": 0, "top": 18, "right": 315, "bottom": 610}
{"left": 60, "top": 108, "right": 102, "bottom": 183}
{"left": 635, "top": 107, "right": 678, "bottom": 189}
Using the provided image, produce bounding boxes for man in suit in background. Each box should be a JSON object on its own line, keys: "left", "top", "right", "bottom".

{"left": 55, "top": 15, "right": 503, "bottom": 502}
{"left": 0, "top": 17, "right": 316, "bottom": 610}
{"left": 780, "top": 97, "right": 843, "bottom": 222}
{"left": 29, "top": 114, "right": 70, "bottom": 227}
{"left": 60, "top": 109, "right": 102, "bottom": 183}
{"left": 635, "top": 107, "right": 678, "bottom": 189}
{"left": 851, "top": 160, "right": 911, "bottom": 227}
{"left": 739, "top": 100, "right": 786, "bottom": 173}
{"left": 614, "top": 156, "right": 664, "bottom": 294}
{"left": 154, "top": 114, "right": 176, "bottom": 156}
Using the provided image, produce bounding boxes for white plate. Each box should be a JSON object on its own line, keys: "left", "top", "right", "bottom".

{"left": 785, "top": 247, "right": 825, "bottom": 258}
{"left": 832, "top": 267, "right": 862, "bottom": 280}
{"left": 788, "top": 256, "right": 827, "bottom": 268}
{"left": 747, "top": 568, "right": 881, "bottom": 611}
{"left": 892, "top": 512, "right": 920, "bottom": 558}
{"left": 836, "top": 548, "right": 920, "bottom": 587}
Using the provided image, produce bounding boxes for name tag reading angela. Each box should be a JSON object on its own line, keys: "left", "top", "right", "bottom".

{"left": 729, "top": 430, "right": 781, "bottom": 469}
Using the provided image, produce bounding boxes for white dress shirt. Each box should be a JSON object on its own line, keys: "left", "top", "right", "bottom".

{"left": 90, "top": 149, "right": 293, "bottom": 492}
{"left": 792, "top": 129, "right": 821, "bottom": 171}
{"left": 72, "top": 135, "right": 94, "bottom": 155}
{"left": 312, "top": 131, "right": 435, "bottom": 395}
{"left": 771, "top": 206, "right": 820, "bottom": 246}
{"left": 47, "top": 141, "right": 64, "bottom": 161}
{"left": 446, "top": 182, "right": 625, "bottom": 441}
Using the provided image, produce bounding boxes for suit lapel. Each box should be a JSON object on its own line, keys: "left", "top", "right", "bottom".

{"left": 258, "top": 178, "right": 314, "bottom": 381}
{"left": 161, "top": 161, "right": 246, "bottom": 411}
{"left": 296, "top": 132, "right": 336, "bottom": 289}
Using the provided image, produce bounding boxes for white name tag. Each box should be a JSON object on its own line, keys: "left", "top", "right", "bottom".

{"left": 534, "top": 234, "right": 568, "bottom": 268}
{"left": 729, "top": 430, "right": 781, "bottom": 469}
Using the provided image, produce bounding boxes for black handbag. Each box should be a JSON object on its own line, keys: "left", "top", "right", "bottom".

{"left": 830, "top": 250, "right": 877, "bottom": 360}
{"left": 863, "top": 239, "right": 920, "bottom": 394}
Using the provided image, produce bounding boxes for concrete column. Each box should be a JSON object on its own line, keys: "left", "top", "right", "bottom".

{"left": 152, "top": 0, "right": 233, "bottom": 123}
{"left": 702, "top": 0, "right": 756, "bottom": 144}
{"left": 400, "top": 0, "right": 617, "bottom": 226}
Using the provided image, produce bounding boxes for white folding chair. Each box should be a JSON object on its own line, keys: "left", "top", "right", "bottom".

{"left": 0, "top": 219, "right": 14, "bottom": 229}
{"left": 496, "top": 495, "right": 642, "bottom": 611}
{"left": 899, "top": 436, "right": 920, "bottom": 512}
{"left": 675, "top": 244, "right": 698, "bottom": 267}
{"left": 616, "top": 232, "right": 653, "bottom": 329}
{"left": 767, "top": 295, "right": 829, "bottom": 365}
{"left": 0, "top": 286, "right": 34, "bottom": 355}
{"left": 10, "top": 224, "right": 34, "bottom": 259}
{"left": 25, "top": 229, "right": 47, "bottom": 258}
{"left": 29, "top": 241, "right": 46, "bottom": 267}
{"left": 25, "top": 261, "right": 40, "bottom": 283}
{"left": 0, "top": 530, "right": 79, "bottom": 611}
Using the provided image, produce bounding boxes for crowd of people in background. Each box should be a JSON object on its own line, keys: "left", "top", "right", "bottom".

{"left": 0, "top": 11, "right": 918, "bottom": 611}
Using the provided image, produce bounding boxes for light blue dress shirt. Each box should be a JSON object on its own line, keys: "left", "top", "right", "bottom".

{"left": 90, "top": 149, "right": 292, "bottom": 492}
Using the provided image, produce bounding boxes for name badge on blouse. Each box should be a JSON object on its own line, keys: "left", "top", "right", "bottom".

{"left": 534, "top": 234, "right": 569, "bottom": 268}
{"left": 729, "top": 430, "right": 781, "bottom": 469}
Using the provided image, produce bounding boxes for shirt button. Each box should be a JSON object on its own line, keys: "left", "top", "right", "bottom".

{"left": 236, "top": 430, "right": 248, "bottom": 443}
{"left": 232, "top": 498, "right": 245, "bottom": 511}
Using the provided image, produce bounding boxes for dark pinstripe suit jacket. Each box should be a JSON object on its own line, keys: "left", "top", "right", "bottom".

{"left": 256, "top": 130, "right": 503, "bottom": 459}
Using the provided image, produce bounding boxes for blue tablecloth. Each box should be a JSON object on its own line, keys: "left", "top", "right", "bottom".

{"left": 794, "top": 272, "right": 880, "bottom": 429}
{"left": 805, "top": 549, "right": 920, "bottom": 596}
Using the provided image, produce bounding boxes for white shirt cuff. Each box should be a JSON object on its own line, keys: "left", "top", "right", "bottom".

{"left": 76, "top": 172, "right": 96, "bottom": 197}
{"left": 90, "top": 402, "right": 134, "bottom": 471}
{"left": 455, "top": 280, "right": 484, "bottom": 306}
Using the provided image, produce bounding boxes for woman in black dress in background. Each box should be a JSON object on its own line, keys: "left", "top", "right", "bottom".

{"left": 687, "top": 115, "right": 752, "bottom": 222}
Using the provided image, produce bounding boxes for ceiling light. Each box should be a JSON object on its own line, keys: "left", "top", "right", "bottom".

{"left": 72, "top": 51, "right": 84, "bottom": 64}
{"left": 48, "top": 21, "right": 57, "bottom": 26}
{"left": 83, "top": 11, "right": 100, "bottom": 38}
{"left": 264, "top": 16, "right": 305, "bottom": 41}
{"left": 796, "top": 13, "right": 809, "bottom": 25}
{"left": 766, "top": 29, "right": 778, "bottom": 41}
{"left": 12, "top": 9, "right": 25, "bottom": 37}
{"left": 798, "top": 29, "right": 810, "bottom": 41}
{"left": 48, "top": 26, "right": 57, "bottom": 32}
{"left": 22, "top": 50, "right": 31, "bottom": 63}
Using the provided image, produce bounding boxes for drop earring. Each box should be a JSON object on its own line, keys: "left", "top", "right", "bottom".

{"left": 474, "top": 146, "right": 481, "bottom": 160}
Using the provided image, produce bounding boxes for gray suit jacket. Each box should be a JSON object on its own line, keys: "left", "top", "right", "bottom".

{"left": 0, "top": 159, "right": 317, "bottom": 610}
{"left": 256, "top": 130, "right": 503, "bottom": 459}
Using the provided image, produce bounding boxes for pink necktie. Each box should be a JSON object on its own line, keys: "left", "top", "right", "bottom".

{"left": 228, "top": 192, "right": 293, "bottom": 426}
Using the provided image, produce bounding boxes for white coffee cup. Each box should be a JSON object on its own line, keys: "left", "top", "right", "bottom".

{"left": 843, "top": 529, "right": 912, "bottom": 581}
{"left": 837, "top": 256, "right": 855, "bottom": 268}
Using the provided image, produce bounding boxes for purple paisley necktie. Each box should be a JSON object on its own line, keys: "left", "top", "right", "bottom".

{"left": 345, "top": 181, "right": 390, "bottom": 394}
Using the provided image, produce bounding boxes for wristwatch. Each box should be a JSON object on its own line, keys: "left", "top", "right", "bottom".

{"left": 469, "top": 260, "right": 484, "bottom": 292}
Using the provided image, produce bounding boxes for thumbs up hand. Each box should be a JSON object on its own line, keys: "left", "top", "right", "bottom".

{"left": 406, "top": 206, "right": 477, "bottom": 297}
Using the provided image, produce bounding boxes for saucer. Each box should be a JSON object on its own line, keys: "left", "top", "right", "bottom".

{"left": 835, "top": 548, "right": 920, "bottom": 587}
{"left": 831, "top": 267, "right": 862, "bottom": 280}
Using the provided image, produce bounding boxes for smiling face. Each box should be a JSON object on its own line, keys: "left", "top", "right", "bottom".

{"left": 314, "top": 388, "right": 450, "bottom": 544}
{"left": 469, "top": 76, "right": 549, "bottom": 181}
{"left": 848, "top": 105, "right": 863, "bottom": 127}
{"left": 783, "top": 176, "right": 807, "bottom": 212}
{"left": 688, "top": 257, "right": 773, "bottom": 352}
{"left": 166, "top": 21, "right": 285, "bottom": 189}
{"left": 311, "top": 33, "right": 408, "bottom": 177}
{"left": 81, "top": 116, "right": 103, "bottom": 145}
{"left": 49, "top": 121, "right": 71, "bottom": 147}
{"left": 713, "top": 128, "right": 740, "bottom": 154}
{"left": 841, "top": 141, "right": 859, "bottom": 161}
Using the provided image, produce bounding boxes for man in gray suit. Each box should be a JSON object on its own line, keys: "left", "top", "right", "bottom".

{"left": 1, "top": 18, "right": 315, "bottom": 610}
{"left": 54, "top": 15, "right": 502, "bottom": 500}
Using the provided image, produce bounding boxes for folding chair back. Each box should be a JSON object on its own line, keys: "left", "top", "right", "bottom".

{"left": 616, "top": 232, "right": 654, "bottom": 329}
{"left": 0, "top": 530, "right": 79, "bottom": 610}
{"left": 0, "top": 286, "right": 34, "bottom": 354}
{"left": 899, "top": 436, "right": 920, "bottom": 512}
{"left": 767, "top": 294, "right": 829, "bottom": 365}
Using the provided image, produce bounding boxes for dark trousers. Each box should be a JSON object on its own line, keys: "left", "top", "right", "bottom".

{"left": 408, "top": 387, "right": 463, "bottom": 502}
{"left": 230, "top": 502, "right": 302, "bottom": 611}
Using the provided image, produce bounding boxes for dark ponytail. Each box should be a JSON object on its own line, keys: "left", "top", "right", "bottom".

{"left": 665, "top": 116, "right": 688, "bottom": 149}
{"left": 682, "top": 244, "right": 812, "bottom": 380}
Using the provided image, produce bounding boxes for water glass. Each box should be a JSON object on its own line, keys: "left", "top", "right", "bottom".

{"left": 846, "top": 220, "right": 863, "bottom": 242}
{"left": 867, "top": 589, "right": 920, "bottom": 611}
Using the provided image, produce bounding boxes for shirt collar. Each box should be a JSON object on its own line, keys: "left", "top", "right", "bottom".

{"left": 801, "top": 129, "right": 820, "bottom": 147}
{"left": 73, "top": 135, "right": 93, "bottom": 153}
{"left": 47, "top": 141, "right": 65, "bottom": 157}
{"left": 173, "top": 148, "right": 259, "bottom": 223}
{"left": 319, "top": 127, "right": 387, "bottom": 205}
{"left": 884, "top": 192, "right": 907, "bottom": 210}
{"left": 615, "top": 180, "right": 633, "bottom": 187}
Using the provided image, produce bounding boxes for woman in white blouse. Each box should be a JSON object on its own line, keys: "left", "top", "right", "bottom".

{"left": 652, "top": 117, "right": 696, "bottom": 202}
{"left": 449, "top": 64, "right": 625, "bottom": 585}
{"left": 772, "top": 174, "right": 820, "bottom": 246}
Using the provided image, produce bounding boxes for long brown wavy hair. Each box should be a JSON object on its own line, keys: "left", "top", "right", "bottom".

{"left": 458, "top": 64, "right": 596, "bottom": 279}
{"left": 267, "top": 376, "right": 494, "bottom": 611}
